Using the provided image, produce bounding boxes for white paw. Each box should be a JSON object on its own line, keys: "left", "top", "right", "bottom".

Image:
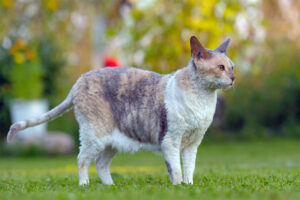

{"left": 102, "top": 181, "right": 114, "bottom": 185}
{"left": 183, "top": 177, "right": 193, "bottom": 185}
{"left": 183, "top": 179, "right": 193, "bottom": 184}
{"left": 79, "top": 179, "right": 89, "bottom": 186}
{"left": 101, "top": 179, "right": 114, "bottom": 185}
{"left": 172, "top": 175, "right": 183, "bottom": 185}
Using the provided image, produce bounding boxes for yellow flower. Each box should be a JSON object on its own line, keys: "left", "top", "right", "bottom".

{"left": 14, "top": 52, "right": 26, "bottom": 64}
{"left": 46, "top": 0, "right": 58, "bottom": 11}
{"left": 0, "top": 0, "right": 14, "bottom": 8}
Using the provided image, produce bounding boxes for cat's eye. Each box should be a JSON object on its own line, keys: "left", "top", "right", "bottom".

{"left": 218, "top": 65, "right": 225, "bottom": 71}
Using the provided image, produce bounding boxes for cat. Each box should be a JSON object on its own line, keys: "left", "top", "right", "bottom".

{"left": 7, "top": 36, "right": 235, "bottom": 185}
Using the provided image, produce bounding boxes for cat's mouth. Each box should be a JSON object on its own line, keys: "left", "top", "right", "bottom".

{"left": 220, "top": 81, "right": 234, "bottom": 89}
{"left": 209, "top": 79, "right": 234, "bottom": 90}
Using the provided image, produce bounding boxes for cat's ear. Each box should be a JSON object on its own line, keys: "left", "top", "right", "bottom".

{"left": 190, "top": 36, "right": 211, "bottom": 60}
{"left": 215, "top": 38, "right": 230, "bottom": 54}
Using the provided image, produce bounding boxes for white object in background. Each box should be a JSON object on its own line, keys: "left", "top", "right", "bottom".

{"left": 10, "top": 99, "right": 49, "bottom": 141}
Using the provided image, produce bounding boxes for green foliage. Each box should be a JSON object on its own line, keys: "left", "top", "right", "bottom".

{"left": 0, "top": 140, "right": 299, "bottom": 200}
{"left": 107, "top": 0, "right": 249, "bottom": 73}
{"left": 0, "top": 38, "right": 44, "bottom": 99}
{"left": 0, "top": 49, "right": 12, "bottom": 138}
{"left": 9, "top": 56, "right": 43, "bottom": 99}
{"left": 0, "top": 37, "right": 67, "bottom": 139}
{"left": 38, "top": 37, "right": 66, "bottom": 99}
{"left": 222, "top": 39, "right": 300, "bottom": 139}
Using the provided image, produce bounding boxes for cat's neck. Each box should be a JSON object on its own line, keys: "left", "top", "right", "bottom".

{"left": 165, "top": 61, "right": 218, "bottom": 131}
{"left": 174, "top": 59, "right": 217, "bottom": 96}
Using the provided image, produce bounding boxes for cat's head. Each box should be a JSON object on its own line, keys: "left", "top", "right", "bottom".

{"left": 190, "top": 36, "right": 235, "bottom": 90}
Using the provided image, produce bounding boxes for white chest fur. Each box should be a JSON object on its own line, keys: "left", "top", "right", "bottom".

{"left": 165, "top": 72, "right": 217, "bottom": 135}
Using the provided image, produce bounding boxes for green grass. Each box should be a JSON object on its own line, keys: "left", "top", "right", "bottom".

{"left": 0, "top": 140, "right": 299, "bottom": 200}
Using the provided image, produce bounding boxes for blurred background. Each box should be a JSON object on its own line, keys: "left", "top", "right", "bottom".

{"left": 0, "top": 0, "right": 300, "bottom": 156}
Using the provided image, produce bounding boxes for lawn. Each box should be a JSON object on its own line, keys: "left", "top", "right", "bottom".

{"left": 0, "top": 140, "right": 299, "bottom": 200}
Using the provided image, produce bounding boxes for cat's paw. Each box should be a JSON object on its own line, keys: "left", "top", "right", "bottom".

{"left": 79, "top": 179, "right": 89, "bottom": 186}
{"left": 102, "top": 181, "right": 114, "bottom": 185}
{"left": 183, "top": 178, "right": 193, "bottom": 185}
{"left": 183, "top": 179, "right": 193, "bottom": 184}
{"left": 172, "top": 181, "right": 182, "bottom": 185}
{"left": 171, "top": 176, "right": 183, "bottom": 185}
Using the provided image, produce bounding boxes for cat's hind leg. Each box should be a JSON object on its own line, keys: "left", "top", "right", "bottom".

{"left": 77, "top": 148, "right": 95, "bottom": 186}
{"left": 77, "top": 122, "right": 105, "bottom": 186}
{"left": 95, "top": 146, "right": 117, "bottom": 185}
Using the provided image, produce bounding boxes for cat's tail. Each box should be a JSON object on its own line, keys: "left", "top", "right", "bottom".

{"left": 7, "top": 91, "right": 73, "bottom": 143}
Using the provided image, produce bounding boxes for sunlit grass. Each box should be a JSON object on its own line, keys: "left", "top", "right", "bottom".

{"left": 0, "top": 140, "right": 299, "bottom": 200}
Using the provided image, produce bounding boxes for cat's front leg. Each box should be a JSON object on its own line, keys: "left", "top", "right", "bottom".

{"left": 181, "top": 133, "right": 204, "bottom": 184}
{"left": 161, "top": 135, "right": 183, "bottom": 184}
{"left": 181, "top": 145, "right": 198, "bottom": 184}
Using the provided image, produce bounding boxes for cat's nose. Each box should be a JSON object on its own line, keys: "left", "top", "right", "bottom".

{"left": 230, "top": 75, "right": 235, "bottom": 82}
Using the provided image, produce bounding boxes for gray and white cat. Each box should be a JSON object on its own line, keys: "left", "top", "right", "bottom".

{"left": 7, "top": 36, "right": 235, "bottom": 185}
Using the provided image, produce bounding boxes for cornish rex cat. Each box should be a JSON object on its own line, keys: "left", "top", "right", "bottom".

{"left": 7, "top": 36, "right": 235, "bottom": 185}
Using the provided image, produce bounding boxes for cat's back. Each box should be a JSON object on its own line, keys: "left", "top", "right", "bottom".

{"left": 72, "top": 67, "right": 169, "bottom": 144}
{"left": 73, "top": 67, "right": 168, "bottom": 103}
